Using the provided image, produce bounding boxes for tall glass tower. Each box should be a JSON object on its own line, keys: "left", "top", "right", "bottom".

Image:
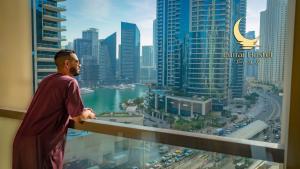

{"left": 230, "top": 0, "right": 247, "bottom": 98}
{"left": 140, "top": 46, "right": 156, "bottom": 83}
{"left": 156, "top": 0, "right": 189, "bottom": 89}
{"left": 188, "top": 0, "right": 231, "bottom": 110}
{"left": 99, "top": 32, "right": 117, "bottom": 85}
{"left": 74, "top": 28, "right": 100, "bottom": 88}
{"left": 156, "top": 0, "right": 166, "bottom": 87}
{"left": 120, "top": 22, "right": 140, "bottom": 83}
{"left": 83, "top": 28, "right": 99, "bottom": 64}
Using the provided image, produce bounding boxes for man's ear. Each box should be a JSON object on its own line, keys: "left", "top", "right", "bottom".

{"left": 64, "top": 60, "right": 69, "bottom": 68}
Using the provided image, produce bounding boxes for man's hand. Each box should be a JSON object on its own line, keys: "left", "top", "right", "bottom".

{"left": 81, "top": 108, "right": 96, "bottom": 119}
{"left": 72, "top": 108, "right": 96, "bottom": 123}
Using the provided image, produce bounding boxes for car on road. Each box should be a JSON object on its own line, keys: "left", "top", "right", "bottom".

{"left": 264, "top": 135, "right": 269, "bottom": 141}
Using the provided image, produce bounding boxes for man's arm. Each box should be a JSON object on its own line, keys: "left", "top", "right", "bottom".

{"left": 72, "top": 108, "right": 96, "bottom": 123}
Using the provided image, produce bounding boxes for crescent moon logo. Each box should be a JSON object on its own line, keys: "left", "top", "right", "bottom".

{"left": 234, "top": 18, "right": 258, "bottom": 50}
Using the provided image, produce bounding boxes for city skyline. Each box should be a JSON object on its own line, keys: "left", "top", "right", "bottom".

{"left": 62, "top": 0, "right": 266, "bottom": 48}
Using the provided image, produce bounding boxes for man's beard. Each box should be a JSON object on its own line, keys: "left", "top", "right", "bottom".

{"left": 70, "top": 67, "right": 80, "bottom": 76}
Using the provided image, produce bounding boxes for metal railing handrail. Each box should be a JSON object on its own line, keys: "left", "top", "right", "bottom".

{"left": 0, "top": 108, "right": 284, "bottom": 163}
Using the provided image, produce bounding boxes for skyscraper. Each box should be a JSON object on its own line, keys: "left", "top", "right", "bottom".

{"left": 153, "top": 19, "right": 158, "bottom": 70}
{"left": 120, "top": 22, "right": 140, "bottom": 83}
{"left": 74, "top": 38, "right": 92, "bottom": 86}
{"left": 244, "top": 31, "right": 258, "bottom": 79}
{"left": 153, "top": 19, "right": 158, "bottom": 84}
{"left": 156, "top": 0, "right": 166, "bottom": 87}
{"left": 187, "top": 0, "right": 231, "bottom": 110}
{"left": 140, "top": 46, "right": 156, "bottom": 83}
{"left": 33, "top": 0, "right": 67, "bottom": 89}
{"left": 141, "top": 46, "right": 154, "bottom": 67}
{"left": 230, "top": 0, "right": 247, "bottom": 98}
{"left": 74, "top": 28, "right": 100, "bottom": 87}
{"left": 83, "top": 28, "right": 99, "bottom": 63}
{"left": 156, "top": 0, "right": 236, "bottom": 110}
{"left": 258, "top": 0, "right": 288, "bottom": 89}
{"left": 99, "top": 32, "right": 117, "bottom": 84}
{"left": 156, "top": 0, "right": 189, "bottom": 89}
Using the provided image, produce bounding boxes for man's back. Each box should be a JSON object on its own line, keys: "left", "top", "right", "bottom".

{"left": 13, "top": 73, "right": 83, "bottom": 169}
{"left": 18, "top": 73, "right": 82, "bottom": 135}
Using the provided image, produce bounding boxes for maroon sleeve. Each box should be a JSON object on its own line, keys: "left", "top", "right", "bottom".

{"left": 65, "top": 79, "right": 84, "bottom": 117}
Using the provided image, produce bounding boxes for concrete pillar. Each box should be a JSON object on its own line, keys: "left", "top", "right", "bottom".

{"left": 202, "top": 103, "right": 206, "bottom": 116}
{"left": 191, "top": 103, "right": 194, "bottom": 118}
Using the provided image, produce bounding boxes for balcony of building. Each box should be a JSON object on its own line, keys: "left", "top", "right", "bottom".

{"left": 43, "top": 12, "right": 66, "bottom": 22}
{"left": 36, "top": 43, "right": 61, "bottom": 52}
{"left": 37, "top": 57, "right": 54, "bottom": 62}
{"left": 42, "top": 33, "right": 67, "bottom": 42}
{"left": 43, "top": 1, "right": 66, "bottom": 12}
{"left": 36, "top": 67, "right": 57, "bottom": 73}
{"left": 43, "top": 22, "right": 67, "bottom": 32}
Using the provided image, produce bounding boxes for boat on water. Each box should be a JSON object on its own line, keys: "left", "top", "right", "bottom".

{"left": 104, "top": 84, "right": 135, "bottom": 90}
{"left": 80, "top": 87, "right": 95, "bottom": 94}
{"left": 118, "top": 84, "right": 135, "bottom": 89}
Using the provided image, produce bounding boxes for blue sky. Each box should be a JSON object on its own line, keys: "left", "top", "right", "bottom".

{"left": 62, "top": 0, "right": 266, "bottom": 47}
{"left": 62, "top": 0, "right": 156, "bottom": 46}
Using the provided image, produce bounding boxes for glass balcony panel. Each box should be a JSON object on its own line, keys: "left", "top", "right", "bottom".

{"left": 64, "top": 129, "right": 282, "bottom": 169}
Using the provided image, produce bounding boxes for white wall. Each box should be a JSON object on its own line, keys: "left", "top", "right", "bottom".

{"left": 0, "top": 0, "right": 32, "bottom": 168}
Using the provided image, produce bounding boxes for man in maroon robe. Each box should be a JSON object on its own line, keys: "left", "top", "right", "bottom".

{"left": 12, "top": 49, "right": 96, "bottom": 169}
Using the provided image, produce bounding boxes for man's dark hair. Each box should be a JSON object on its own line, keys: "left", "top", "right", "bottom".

{"left": 54, "top": 49, "right": 76, "bottom": 67}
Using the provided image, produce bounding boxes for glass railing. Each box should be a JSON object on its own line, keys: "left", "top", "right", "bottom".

{"left": 37, "top": 65, "right": 57, "bottom": 69}
{"left": 37, "top": 43, "right": 60, "bottom": 48}
{"left": 43, "top": 22, "right": 66, "bottom": 30}
{"left": 43, "top": 1, "right": 66, "bottom": 10}
{"left": 43, "top": 12, "right": 66, "bottom": 19}
{"left": 64, "top": 128, "right": 283, "bottom": 169}
{"left": 43, "top": 22, "right": 58, "bottom": 27}
{"left": 0, "top": 109, "right": 286, "bottom": 168}
{"left": 37, "top": 53, "right": 56, "bottom": 58}
{"left": 43, "top": 33, "right": 58, "bottom": 38}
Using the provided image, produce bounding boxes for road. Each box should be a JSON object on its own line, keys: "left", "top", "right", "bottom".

{"left": 246, "top": 91, "right": 280, "bottom": 122}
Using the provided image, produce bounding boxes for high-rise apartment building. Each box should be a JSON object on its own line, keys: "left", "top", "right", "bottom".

{"left": 230, "top": 0, "right": 247, "bottom": 98}
{"left": 33, "top": 0, "right": 67, "bottom": 89}
{"left": 156, "top": 0, "right": 238, "bottom": 110}
{"left": 187, "top": 0, "right": 231, "bottom": 109}
{"left": 120, "top": 22, "right": 140, "bottom": 83}
{"left": 156, "top": 0, "right": 166, "bottom": 87}
{"left": 258, "top": 0, "right": 288, "bottom": 89}
{"left": 156, "top": 0, "right": 189, "bottom": 89}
